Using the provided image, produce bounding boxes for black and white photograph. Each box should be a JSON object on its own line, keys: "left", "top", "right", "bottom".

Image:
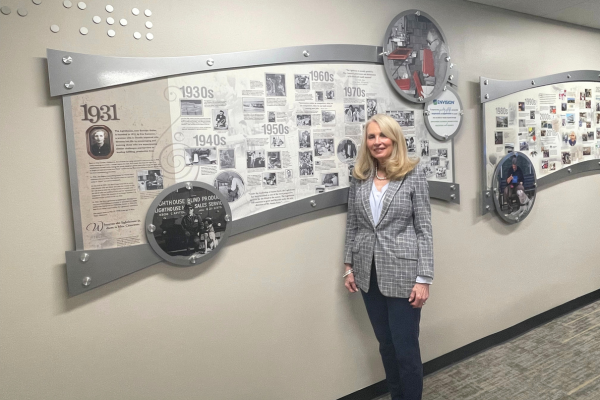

{"left": 86, "top": 125, "right": 114, "bottom": 160}
{"left": 420, "top": 139, "right": 429, "bottom": 157}
{"left": 265, "top": 73, "right": 286, "bottom": 96}
{"left": 583, "top": 146, "right": 592, "bottom": 156}
{"left": 562, "top": 151, "right": 572, "bottom": 164}
{"left": 495, "top": 131, "right": 504, "bottom": 145}
{"left": 298, "top": 130, "right": 311, "bottom": 148}
{"left": 520, "top": 141, "right": 529, "bottom": 151}
{"left": 215, "top": 171, "right": 245, "bottom": 202}
{"left": 561, "top": 103, "right": 567, "bottom": 111}
{"left": 321, "top": 173, "right": 339, "bottom": 187}
{"left": 296, "top": 114, "right": 312, "bottom": 126}
{"left": 337, "top": 138, "right": 357, "bottom": 163}
{"left": 212, "top": 109, "right": 228, "bottom": 130}
{"left": 542, "top": 149, "right": 550, "bottom": 158}
{"left": 518, "top": 119, "right": 526, "bottom": 128}
{"left": 314, "top": 138, "right": 335, "bottom": 157}
{"left": 585, "top": 89, "right": 592, "bottom": 98}
{"left": 588, "top": 131, "right": 595, "bottom": 140}
{"left": 268, "top": 111, "right": 276, "bottom": 123}
{"left": 185, "top": 147, "right": 217, "bottom": 165}
{"left": 246, "top": 150, "right": 266, "bottom": 168}
{"left": 299, "top": 151, "right": 314, "bottom": 176}
{"left": 262, "top": 172, "right": 277, "bottom": 186}
{"left": 267, "top": 151, "right": 281, "bottom": 169}
{"left": 596, "top": 128, "right": 600, "bottom": 140}
{"left": 315, "top": 91, "right": 324, "bottom": 102}
{"left": 285, "top": 169, "right": 293, "bottom": 179}
{"left": 150, "top": 186, "right": 227, "bottom": 257}
{"left": 529, "top": 110, "right": 535, "bottom": 119}
{"left": 180, "top": 99, "right": 203, "bottom": 116}
{"left": 322, "top": 110, "right": 336, "bottom": 126}
{"left": 405, "top": 136, "right": 416, "bottom": 153}
{"left": 219, "top": 149, "right": 235, "bottom": 169}
{"left": 367, "top": 99, "right": 378, "bottom": 119}
{"left": 137, "top": 169, "right": 163, "bottom": 191}
{"left": 325, "top": 90, "right": 335, "bottom": 100}
{"left": 540, "top": 130, "right": 546, "bottom": 137}
{"left": 294, "top": 74, "right": 310, "bottom": 90}
{"left": 345, "top": 104, "right": 366, "bottom": 123}
{"left": 541, "top": 121, "right": 551, "bottom": 129}
{"left": 387, "top": 110, "right": 415, "bottom": 127}
{"left": 430, "top": 156, "right": 439, "bottom": 166}
{"left": 437, "top": 148, "right": 448, "bottom": 158}
{"left": 385, "top": 13, "right": 449, "bottom": 100}
{"left": 586, "top": 100, "right": 592, "bottom": 109}
{"left": 582, "top": 132, "right": 588, "bottom": 142}
{"left": 518, "top": 102, "right": 525, "bottom": 111}
{"left": 242, "top": 97, "right": 265, "bottom": 113}
{"left": 435, "top": 166, "right": 447, "bottom": 179}
{"left": 270, "top": 135, "right": 285, "bottom": 148}
{"left": 496, "top": 116, "right": 508, "bottom": 128}
{"left": 596, "top": 102, "right": 600, "bottom": 112}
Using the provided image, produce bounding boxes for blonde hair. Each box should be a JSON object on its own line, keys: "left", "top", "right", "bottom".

{"left": 353, "top": 114, "right": 419, "bottom": 181}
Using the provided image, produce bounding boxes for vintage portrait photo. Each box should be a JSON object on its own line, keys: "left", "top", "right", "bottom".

{"left": 299, "top": 130, "right": 311, "bottom": 149}
{"left": 315, "top": 91, "right": 324, "bottom": 102}
{"left": 180, "top": 99, "right": 203, "bottom": 116}
{"left": 321, "top": 173, "right": 339, "bottom": 187}
{"left": 137, "top": 169, "right": 163, "bottom": 191}
{"left": 268, "top": 111, "right": 276, "bottom": 123}
{"left": 299, "top": 151, "right": 314, "bottom": 176}
{"left": 212, "top": 109, "right": 228, "bottom": 130}
{"left": 367, "top": 99, "right": 378, "bottom": 119}
{"left": 314, "top": 138, "right": 335, "bottom": 157}
{"left": 185, "top": 147, "right": 217, "bottom": 165}
{"left": 246, "top": 150, "right": 266, "bottom": 168}
{"left": 386, "top": 110, "right": 415, "bottom": 127}
{"left": 296, "top": 114, "right": 312, "bottom": 126}
{"left": 405, "top": 135, "right": 416, "bottom": 153}
{"left": 267, "top": 151, "right": 281, "bottom": 169}
{"left": 518, "top": 102, "right": 525, "bottom": 111}
{"left": 325, "top": 90, "right": 335, "bottom": 100}
{"left": 263, "top": 172, "right": 277, "bottom": 186}
{"left": 337, "top": 138, "right": 357, "bottom": 163}
{"left": 562, "top": 151, "right": 572, "bottom": 165}
{"left": 345, "top": 104, "right": 366, "bottom": 123}
{"left": 219, "top": 149, "right": 235, "bottom": 169}
{"left": 242, "top": 97, "right": 265, "bottom": 113}
{"left": 495, "top": 131, "right": 504, "bottom": 145}
{"left": 294, "top": 74, "right": 310, "bottom": 90}
{"left": 420, "top": 139, "right": 429, "bottom": 157}
{"left": 215, "top": 171, "right": 245, "bottom": 202}
{"left": 322, "top": 110, "right": 336, "bottom": 126}
{"left": 86, "top": 125, "right": 114, "bottom": 160}
{"left": 266, "top": 73, "right": 286, "bottom": 96}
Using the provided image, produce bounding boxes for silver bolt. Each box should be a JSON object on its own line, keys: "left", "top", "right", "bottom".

{"left": 567, "top": 74, "right": 571, "bottom": 79}
{"left": 450, "top": 194, "right": 456, "bottom": 200}
{"left": 206, "top": 58, "right": 214, "bottom": 66}
{"left": 484, "top": 79, "right": 489, "bottom": 85}
{"left": 485, "top": 94, "right": 489, "bottom": 99}
{"left": 568, "top": 168, "right": 572, "bottom": 173}
{"left": 303, "top": 50, "right": 310, "bottom": 57}
{"left": 147, "top": 224, "right": 156, "bottom": 233}
{"left": 445, "top": 56, "right": 451, "bottom": 62}
{"left": 82, "top": 277, "right": 91, "bottom": 286}
{"left": 444, "top": 134, "right": 449, "bottom": 140}
{"left": 415, "top": 11, "right": 421, "bottom": 16}
{"left": 486, "top": 192, "right": 490, "bottom": 197}
{"left": 533, "top": 183, "right": 537, "bottom": 187}
{"left": 424, "top": 110, "right": 430, "bottom": 116}
{"left": 418, "top": 96, "right": 424, "bottom": 102}
{"left": 493, "top": 188, "right": 498, "bottom": 193}
{"left": 485, "top": 205, "right": 490, "bottom": 210}
{"left": 189, "top": 256, "right": 196, "bottom": 264}
{"left": 65, "top": 81, "right": 75, "bottom": 89}
{"left": 449, "top": 63, "right": 454, "bottom": 69}
{"left": 531, "top": 80, "right": 535, "bottom": 85}
{"left": 62, "top": 56, "right": 72, "bottom": 65}
{"left": 310, "top": 200, "right": 316, "bottom": 207}
{"left": 460, "top": 110, "right": 464, "bottom": 116}
{"left": 449, "top": 75, "right": 454, "bottom": 80}
{"left": 515, "top": 217, "right": 519, "bottom": 222}
{"left": 224, "top": 214, "right": 230, "bottom": 222}
{"left": 185, "top": 182, "right": 193, "bottom": 190}
{"left": 379, "top": 51, "right": 390, "bottom": 56}
{"left": 450, "top": 185, "right": 456, "bottom": 190}
{"left": 80, "top": 253, "right": 89, "bottom": 262}
{"left": 443, "top": 86, "right": 447, "bottom": 91}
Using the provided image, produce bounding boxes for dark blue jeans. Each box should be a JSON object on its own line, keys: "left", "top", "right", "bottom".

{"left": 361, "top": 264, "right": 423, "bottom": 400}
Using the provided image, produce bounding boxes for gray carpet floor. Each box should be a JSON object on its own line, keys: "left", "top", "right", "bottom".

{"left": 376, "top": 299, "right": 600, "bottom": 399}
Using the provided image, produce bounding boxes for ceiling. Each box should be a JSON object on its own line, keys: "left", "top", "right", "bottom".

{"left": 465, "top": 0, "right": 600, "bottom": 30}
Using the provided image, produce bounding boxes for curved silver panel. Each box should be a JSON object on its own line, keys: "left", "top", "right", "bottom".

{"left": 480, "top": 70, "right": 600, "bottom": 103}
{"left": 47, "top": 45, "right": 384, "bottom": 97}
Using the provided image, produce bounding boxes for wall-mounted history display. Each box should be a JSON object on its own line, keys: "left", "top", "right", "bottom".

{"left": 480, "top": 71, "right": 600, "bottom": 222}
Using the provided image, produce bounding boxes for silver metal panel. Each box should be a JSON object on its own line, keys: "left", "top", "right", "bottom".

{"left": 537, "top": 159, "right": 600, "bottom": 187}
{"left": 480, "top": 70, "right": 600, "bottom": 103}
{"left": 447, "top": 63, "right": 459, "bottom": 87}
{"left": 47, "top": 45, "right": 384, "bottom": 97}
{"left": 429, "top": 181, "right": 459, "bottom": 203}
{"left": 481, "top": 102, "right": 491, "bottom": 215}
{"left": 62, "top": 96, "right": 85, "bottom": 250}
{"left": 66, "top": 244, "right": 162, "bottom": 296}
{"left": 423, "top": 85, "right": 463, "bottom": 141}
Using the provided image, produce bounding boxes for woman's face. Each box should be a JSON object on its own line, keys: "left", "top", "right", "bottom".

{"left": 570, "top": 132, "right": 576, "bottom": 141}
{"left": 366, "top": 122, "right": 393, "bottom": 163}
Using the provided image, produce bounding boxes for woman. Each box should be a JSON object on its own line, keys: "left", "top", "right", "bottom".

{"left": 343, "top": 114, "right": 433, "bottom": 400}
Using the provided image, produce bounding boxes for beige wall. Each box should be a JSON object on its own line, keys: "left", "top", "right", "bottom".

{"left": 1, "top": 0, "right": 600, "bottom": 399}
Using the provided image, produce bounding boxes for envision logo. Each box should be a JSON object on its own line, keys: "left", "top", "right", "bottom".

{"left": 433, "top": 100, "right": 455, "bottom": 105}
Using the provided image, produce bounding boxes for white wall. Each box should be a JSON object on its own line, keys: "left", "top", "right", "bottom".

{"left": 1, "top": 1, "right": 600, "bottom": 399}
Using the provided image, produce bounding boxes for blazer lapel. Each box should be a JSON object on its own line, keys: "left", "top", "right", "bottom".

{"left": 375, "top": 177, "right": 405, "bottom": 228}
{"left": 361, "top": 176, "right": 376, "bottom": 227}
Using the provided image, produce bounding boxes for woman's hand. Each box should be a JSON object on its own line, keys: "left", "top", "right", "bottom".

{"left": 344, "top": 264, "right": 358, "bottom": 293}
{"left": 409, "top": 283, "right": 429, "bottom": 308}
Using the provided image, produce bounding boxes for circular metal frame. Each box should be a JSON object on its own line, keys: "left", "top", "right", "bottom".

{"left": 423, "top": 85, "right": 463, "bottom": 141}
{"left": 491, "top": 152, "right": 537, "bottom": 224}
{"left": 145, "top": 181, "right": 233, "bottom": 267}
{"left": 382, "top": 9, "right": 451, "bottom": 104}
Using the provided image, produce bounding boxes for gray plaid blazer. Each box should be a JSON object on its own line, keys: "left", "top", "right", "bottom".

{"left": 344, "top": 164, "right": 434, "bottom": 298}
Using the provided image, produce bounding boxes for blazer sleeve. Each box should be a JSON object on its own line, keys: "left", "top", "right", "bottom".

{"left": 343, "top": 178, "right": 359, "bottom": 264}
{"left": 412, "top": 165, "right": 434, "bottom": 279}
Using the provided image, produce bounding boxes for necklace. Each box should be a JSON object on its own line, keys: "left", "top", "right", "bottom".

{"left": 375, "top": 170, "right": 387, "bottom": 180}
